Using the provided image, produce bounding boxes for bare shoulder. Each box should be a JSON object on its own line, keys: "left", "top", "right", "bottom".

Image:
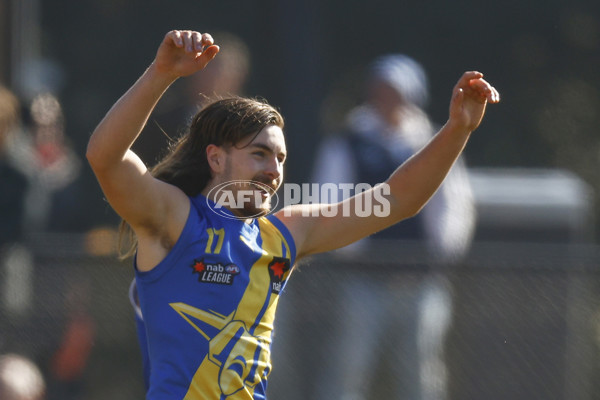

{"left": 129, "top": 179, "right": 189, "bottom": 231}
{"left": 134, "top": 181, "right": 191, "bottom": 271}
{"left": 273, "top": 204, "right": 319, "bottom": 260}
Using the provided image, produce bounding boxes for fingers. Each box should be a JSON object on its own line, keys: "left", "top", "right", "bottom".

{"left": 201, "top": 44, "right": 220, "bottom": 61}
{"left": 468, "top": 78, "right": 500, "bottom": 103}
{"left": 166, "top": 30, "right": 215, "bottom": 54}
{"left": 454, "top": 71, "right": 500, "bottom": 104}
{"left": 486, "top": 83, "right": 501, "bottom": 103}
{"left": 455, "top": 71, "right": 484, "bottom": 90}
{"left": 451, "top": 87, "right": 465, "bottom": 108}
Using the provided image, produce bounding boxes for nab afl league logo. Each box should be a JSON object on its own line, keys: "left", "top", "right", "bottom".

{"left": 268, "top": 257, "right": 291, "bottom": 294}
{"left": 191, "top": 259, "right": 240, "bottom": 285}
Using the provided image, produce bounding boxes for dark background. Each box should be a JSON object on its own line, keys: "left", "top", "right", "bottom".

{"left": 3, "top": 0, "right": 599, "bottom": 236}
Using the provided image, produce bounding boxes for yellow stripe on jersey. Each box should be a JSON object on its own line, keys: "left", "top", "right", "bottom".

{"left": 181, "top": 218, "right": 293, "bottom": 400}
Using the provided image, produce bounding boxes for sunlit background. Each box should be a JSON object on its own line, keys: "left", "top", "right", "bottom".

{"left": 1, "top": 0, "right": 600, "bottom": 399}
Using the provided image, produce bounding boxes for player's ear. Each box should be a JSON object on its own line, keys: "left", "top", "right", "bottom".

{"left": 206, "top": 144, "right": 226, "bottom": 173}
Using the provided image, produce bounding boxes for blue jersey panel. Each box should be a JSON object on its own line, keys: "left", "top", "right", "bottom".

{"left": 135, "top": 194, "right": 296, "bottom": 400}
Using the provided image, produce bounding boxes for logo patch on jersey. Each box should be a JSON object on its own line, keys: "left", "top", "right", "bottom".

{"left": 267, "top": 257, "right": 291, "bottom": 294}
{"left": 191, "top": 259, "right": 240, "bottom": 285}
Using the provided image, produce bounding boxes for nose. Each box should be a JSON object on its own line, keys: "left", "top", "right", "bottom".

{"left": 264, "top": 156, "right": 282, "bottom": 182}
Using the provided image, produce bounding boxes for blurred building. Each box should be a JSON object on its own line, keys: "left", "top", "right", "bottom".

{"left": 469, "top": 168, "right": 594, "bottom": 244}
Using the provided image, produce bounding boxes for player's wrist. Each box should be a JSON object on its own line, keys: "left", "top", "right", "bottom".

{"left": 146, "top": 61, "right": 180, "bottom": 87}
{"left": 442, "top": 118, "right": 472, "bottom": 139}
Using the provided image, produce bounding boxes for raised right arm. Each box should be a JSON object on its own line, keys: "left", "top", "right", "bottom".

{"left": 86, "top": 30, "right": 219, "bottom": 268}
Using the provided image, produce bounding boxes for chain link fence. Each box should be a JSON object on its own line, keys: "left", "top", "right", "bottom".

{"left": 269, "top": 242, "right": 600, "bottom": 400}
{"left": 1, "top": 238, "right": 600, "bottom": 400}
{"left": 2, "top": 168, "right": 598, "bottom": 400}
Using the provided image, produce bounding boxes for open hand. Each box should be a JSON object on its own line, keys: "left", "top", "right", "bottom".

{"left": 448, "top": 71, "right": 500, "bottom": 133}
{"left": 153, "top": 30, "right": 220, "bottom": 80}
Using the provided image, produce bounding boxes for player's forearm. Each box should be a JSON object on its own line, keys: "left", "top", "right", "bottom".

{"left": 385, "top": 121, "right": 471, "bottom": 219}
{"left": 86, "top": 63, "right": 176, "bottom": 170}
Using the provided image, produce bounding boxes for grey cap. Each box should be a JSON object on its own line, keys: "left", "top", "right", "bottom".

{"left": 369, "top": 54, "right": 429, "bottom": 108}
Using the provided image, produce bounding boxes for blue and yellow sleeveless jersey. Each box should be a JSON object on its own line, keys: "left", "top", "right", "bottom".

{"left": 134, "top": 194, "right": 296, "bottom": 400}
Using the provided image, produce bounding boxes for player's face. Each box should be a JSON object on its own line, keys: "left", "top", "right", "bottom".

{"left": 220, "top": 125, "right": 287, "bottom": 218}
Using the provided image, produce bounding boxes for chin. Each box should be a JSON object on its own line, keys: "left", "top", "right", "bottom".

{"left": 232, "top": 202, "right": 272, "bottom": 219}
{"left": 246, "top": 204, "right": 272, "bottom": 218}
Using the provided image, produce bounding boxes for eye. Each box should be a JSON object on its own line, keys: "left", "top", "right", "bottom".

{"left": 252, "top": 150, "right": 266, "bottom": 158}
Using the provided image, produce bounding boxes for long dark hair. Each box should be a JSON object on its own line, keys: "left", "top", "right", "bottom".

{"left": 119, "top": 96, "right": 285, "bottom": 259}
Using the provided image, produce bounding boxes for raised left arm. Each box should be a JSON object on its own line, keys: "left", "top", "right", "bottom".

{"left": 277, "top": 71, "right": 500, "bottom": 259}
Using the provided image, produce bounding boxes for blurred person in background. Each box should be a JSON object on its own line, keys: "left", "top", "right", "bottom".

{"left": 0, "top": 85, "right": 34, "bottom": 339}
{"left": 0, "top": 353, "right": 46, "bottom": 400}
{"left": 6, "top": 92, "right": 81, "bottom": 233}
{"left": 0, "top": 88, "right": 88, "bottom": 400}
{"left": 0, "top": 85, "right": 29, "bottom": 248}
{"left": 312, "top": 55, "right": 476, "bottom": 400}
